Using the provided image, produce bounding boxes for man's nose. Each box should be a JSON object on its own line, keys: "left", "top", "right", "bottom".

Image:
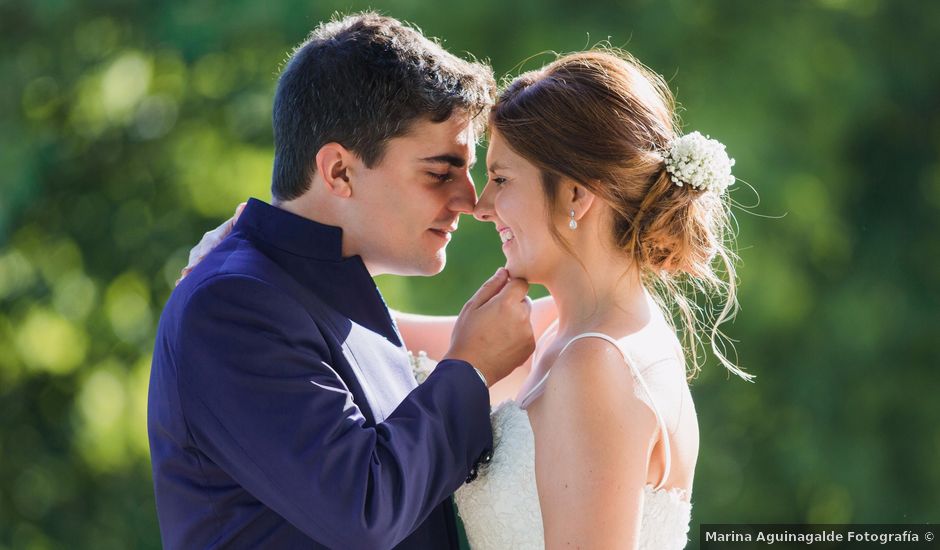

{"left": 449, "top": 171, "right": 478, "bottom": 215}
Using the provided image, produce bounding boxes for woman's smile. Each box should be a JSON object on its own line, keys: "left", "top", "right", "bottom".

{"left": 498, "top": 226, "right": 515, "bottom": 248}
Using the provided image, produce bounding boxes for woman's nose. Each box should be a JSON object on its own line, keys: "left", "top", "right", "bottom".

{"left": 473, "top": 182, "right": 495, "bottom": 222}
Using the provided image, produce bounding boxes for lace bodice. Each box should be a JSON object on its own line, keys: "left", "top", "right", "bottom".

{"left": 453, "top": 330, "right": 692, "bottom": 549}
{"left": 454, "top": 401, "right": 544, "bottom": 548}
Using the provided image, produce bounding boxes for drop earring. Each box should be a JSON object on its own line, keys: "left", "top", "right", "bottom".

{"left": 569, "top": 210, "right": 578, "bottom": 230}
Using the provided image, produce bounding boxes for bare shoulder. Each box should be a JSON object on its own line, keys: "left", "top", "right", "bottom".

{"left": 546, "top": 337, "right": 633, "bottom": 388}
{"left": 537, "top": 337, "right": 659, "bottom": 442}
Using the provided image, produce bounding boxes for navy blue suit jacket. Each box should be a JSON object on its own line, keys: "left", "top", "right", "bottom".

{"left": 148, "top": 198, "right": 493, "bottom": 549}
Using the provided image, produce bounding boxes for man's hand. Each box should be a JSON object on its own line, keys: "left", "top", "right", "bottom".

{"left": 176, "top": 202, "right": 246, "bottom": 285}
{"left": 444, "top": 268, "right": 536, "bottom": 386}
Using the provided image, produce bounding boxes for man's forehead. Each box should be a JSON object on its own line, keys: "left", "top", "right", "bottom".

{"left": 398, "top": 115, "right": 478, "bottom": 163}
{"left": 420, "top": 127, "right": 477, "bottom": 165}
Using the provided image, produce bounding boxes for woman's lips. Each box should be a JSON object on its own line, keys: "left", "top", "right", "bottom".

{"left": 498, "top": 227, "right": 515, "bottom": 247}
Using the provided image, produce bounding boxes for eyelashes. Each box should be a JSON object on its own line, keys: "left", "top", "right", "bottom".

{"left": 428, "top": 172, "right": 453, "bottom": 183}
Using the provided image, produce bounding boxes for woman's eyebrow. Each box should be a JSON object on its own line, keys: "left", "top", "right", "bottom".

{"left": 487, "top": 161, "right": 506, "bottom": 173}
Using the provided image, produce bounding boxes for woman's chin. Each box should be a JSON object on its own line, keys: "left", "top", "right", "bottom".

{"left": 503, "top": 258, "right": 527, "bottom": 280}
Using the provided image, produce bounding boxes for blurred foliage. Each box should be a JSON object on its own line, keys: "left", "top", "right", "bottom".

{"left": 1, "top": 0, "right": 938, "bottom": 547}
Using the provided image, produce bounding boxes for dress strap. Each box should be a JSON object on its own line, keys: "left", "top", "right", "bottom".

{"left": 516, "top": 320, "right": 558, "bottom": 408}
{"left": 519, "top": 331, "right": 672, "bottom": 490}
{"left": 532, "top": 318, "right": 560, "bottom": 365}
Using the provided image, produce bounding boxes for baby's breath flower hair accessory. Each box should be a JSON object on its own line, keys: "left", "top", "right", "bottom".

{"left": 663, "top": 131, "right": 736, "bottom": 194}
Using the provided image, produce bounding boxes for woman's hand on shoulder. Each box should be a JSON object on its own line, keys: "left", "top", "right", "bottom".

{"left": 176, "top": 202, "right": 246, "bottom": 285}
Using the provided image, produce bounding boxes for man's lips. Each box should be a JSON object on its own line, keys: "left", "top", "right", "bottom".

{"left": 428, "top": 226, "right": 457, "bottom": 241}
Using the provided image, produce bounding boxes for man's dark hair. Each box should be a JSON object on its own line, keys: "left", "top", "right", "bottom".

{"left": 271, "top": 12, "right": 496, "bottom": 201}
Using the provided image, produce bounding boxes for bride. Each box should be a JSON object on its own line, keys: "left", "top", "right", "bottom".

{"left": 405, "top": 50, "right": 751, "bottom": 549}
{"left": 184, "top": 49, "right": 750, "bottom": 549}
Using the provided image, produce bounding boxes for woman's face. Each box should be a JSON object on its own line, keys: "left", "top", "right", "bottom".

{"left": 474, "top": 129, "right": 566, "bottom": 282}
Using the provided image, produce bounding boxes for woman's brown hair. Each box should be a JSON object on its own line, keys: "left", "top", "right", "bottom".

{"left": 491, "top": 49, "right": 751, "bottom": 380}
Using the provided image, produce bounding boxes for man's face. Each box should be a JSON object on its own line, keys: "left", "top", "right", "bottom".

{"left": 346, "top": 114, "right": 478, "bottom": 276}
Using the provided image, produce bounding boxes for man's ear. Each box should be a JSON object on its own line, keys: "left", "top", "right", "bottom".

{"left": 315, "top": 143, "right": 354, "bottom": 198}
{"left": 564, "top": 180, "right": 596, "bottom": 222}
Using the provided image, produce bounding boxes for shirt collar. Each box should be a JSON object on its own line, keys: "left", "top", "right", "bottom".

{"left": 236, "top": 198, "right": 345, "bottom": 262}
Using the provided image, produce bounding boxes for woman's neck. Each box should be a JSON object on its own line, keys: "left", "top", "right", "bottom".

{"left": 544, "top": 253, "right": 651, "bottom": 340}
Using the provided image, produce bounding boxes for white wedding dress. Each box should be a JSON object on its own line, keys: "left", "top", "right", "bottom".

{"left": 452, "top": 329, "right": 692, "bottom": 549}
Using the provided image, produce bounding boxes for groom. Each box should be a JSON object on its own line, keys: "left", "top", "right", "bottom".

{"left": 148, "top": 12, "right": 536, "bottom": 549}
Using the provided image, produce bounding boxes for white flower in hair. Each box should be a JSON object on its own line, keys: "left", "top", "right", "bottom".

{"left": 663, "top": 131, "right": 736, "bottom": 194}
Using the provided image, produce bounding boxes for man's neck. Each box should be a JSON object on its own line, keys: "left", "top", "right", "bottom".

{"left": 272, "top": 193, "right": 373, "bottom": 270}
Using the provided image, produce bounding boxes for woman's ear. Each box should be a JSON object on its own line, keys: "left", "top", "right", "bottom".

{"left": 315, "top": 143, "right": 354, "bottom": 198}
{"left": 566, "top": 180, "right": 596, "bottom": 222}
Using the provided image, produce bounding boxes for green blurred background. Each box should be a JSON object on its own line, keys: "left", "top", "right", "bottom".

{"left": 2, "top": 0, "right": 938, "bottom": 547}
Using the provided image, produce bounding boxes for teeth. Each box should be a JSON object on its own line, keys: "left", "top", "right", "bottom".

{"left": 499, "top": 228, "right": 514, "bottom": 244}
